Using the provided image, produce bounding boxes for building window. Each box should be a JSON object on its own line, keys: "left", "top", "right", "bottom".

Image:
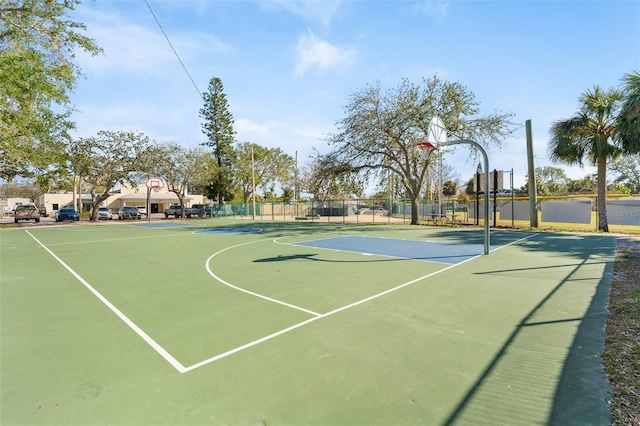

{"left": 52, "top": 203, "right": 59, "bottom": 210}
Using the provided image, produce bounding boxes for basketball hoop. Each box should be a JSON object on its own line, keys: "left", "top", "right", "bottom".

{"left": 416, "top": 141, "right": 437, "bottom": 150}
{"left": 145, "top": 177, "right": 164, "bottom": 190}
{"left": 416, "top": 117, "right": 447, "bottom": 151}
{"left": 144, "top": 177, "right": 163, "bottom": 224}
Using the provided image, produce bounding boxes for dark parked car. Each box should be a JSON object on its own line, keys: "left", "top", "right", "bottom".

{"left": 191, "top": 204, "right": 213, "bottom": 218}
{"left": 56, "top": 208, "right": 80, "bottom": 222}
{"left": 118, "top": 206, "right": 141, "bottom": 220}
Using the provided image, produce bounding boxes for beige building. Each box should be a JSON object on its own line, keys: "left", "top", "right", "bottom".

{"left": 39, "top": 183, "right": 205, "bottom": 214}
{"left": 0, "top": 198, "right": 32, "bottom": 217}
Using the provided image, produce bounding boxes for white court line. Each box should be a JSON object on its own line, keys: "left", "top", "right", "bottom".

{"left": 25, "top": 230, "right": 188, "bottom": 374}
{"left": 205, "top": 239, "right": 322, "bottom": 316}
{"left": 489, "top": 232, "right": 540, "bottom": 252}
{"left": 275, "top": 235, "right": 472, "bottom": 265}
{"left": 185, "top": 232, "right": 541, "bottom": 372}
{"left": 25, "top": 229, "right": 540, "bottom": 374}
{"left": 185, "top": 250, "right": 478, "bottom": 372}
{"left": 43, "top": 232, "right": 190, "bottom": 246}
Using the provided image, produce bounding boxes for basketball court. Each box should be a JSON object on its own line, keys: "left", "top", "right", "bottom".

{"left": 0, "top": 220, "right": 614, "bottom": 425}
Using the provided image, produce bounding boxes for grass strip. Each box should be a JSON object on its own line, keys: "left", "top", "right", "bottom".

{"left": 603, "top": 239, "right": 640, "bottom": 425}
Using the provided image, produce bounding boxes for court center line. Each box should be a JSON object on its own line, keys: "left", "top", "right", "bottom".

{"left": 25, "top": 230, "right": 187, "bottom": 374}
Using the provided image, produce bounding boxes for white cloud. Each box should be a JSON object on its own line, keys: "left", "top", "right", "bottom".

{"left": 71, "top": 100, "right": 205, "bottom": 144}
{"left": 235, "top": 118, "right": 274, "bottom": 137}
{"left": 294, "top": 31, "right": 356, "bottom": 77}
{"left": 75, "top": 8, "right": 231, "bottom": 75}
{"left": 235, "top": 117, "right": 326, "bottom": 160}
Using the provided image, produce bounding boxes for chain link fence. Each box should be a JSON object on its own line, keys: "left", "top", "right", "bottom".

{"left": 201, "top": 195, "right": 639, "bottom": 232}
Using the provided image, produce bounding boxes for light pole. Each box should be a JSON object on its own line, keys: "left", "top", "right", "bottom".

{"left": 475, "top": 163, "right": 482, "bottom": 226}
{"left": 251, "top": 145, "right": 256, "bottom": 220}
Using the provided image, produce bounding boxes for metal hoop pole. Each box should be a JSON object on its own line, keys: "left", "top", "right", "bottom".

{"left": 439, "top": 139, "right": 490, "bottom": 254}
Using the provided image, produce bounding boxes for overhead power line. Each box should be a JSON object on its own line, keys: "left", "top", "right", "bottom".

{"left": 144, "top": 0, "right": 204, "bottom": 100}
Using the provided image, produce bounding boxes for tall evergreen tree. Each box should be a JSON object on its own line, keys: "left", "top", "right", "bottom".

{"left": 199, "top": 77, "right": 236, "bottom": 203}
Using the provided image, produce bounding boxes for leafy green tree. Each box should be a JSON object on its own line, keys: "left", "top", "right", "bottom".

{"left": 549, "top": 86, "right": 626, "bottom": 231}
{"left": 70, "top": 131, "right": 150, "bottom": 221}
{"left": 281, "top": 187, "right": 294, "bottom": 203}
{"left": 323, "top": 76, "right": 516, "bottom": 225}
{"left": 0, "top": 181, "right": 40, "bottom": 201}
{"left": 301, "top": 150, "right": 365, "bottom": 202}
{"left": 567, "top": 174, "right": 597, "bottom": 194}
{"left": 200, "top": 77, "right": 236, "bottom": 203}
{"left": 1, "top": 0, "right": 102, "bottom": 181}
{"left": 234, "top": 142, "right": 295, "bottom": 203}
{"left": 528, "top": 166, "right": 569, "bottom": 195}
{"left": 442, "top": 180, "right": 459, "bottom": 198}
{"left": 464, "top": 177, "right": 475, "bottom": 196}
{"left": 151, "top": 143, "right": 210, "bottom": 214}
{"left": 607, "top": 184, "right": 631, "bottom": 195}
{"left": 617, "top": 71, "right": 640, "bottom": 152}
{"left": 610, "top": 156, "right": 640, "bottom": 194}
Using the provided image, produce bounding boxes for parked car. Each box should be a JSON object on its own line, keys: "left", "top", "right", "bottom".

{"left": 98, "top": 207, "right": 113, "bottom": 220}
{"left": 118, "top": 206, "right": 141, "bottom": 220}
{"left": 14, "top": 205, "right": 41, "bottom": 223}
{"left": 495, "top": 190, "right": 514, "bottom": 197}
{"left": 163, "top": 205, "right": 198, "bottom": 218}
{"left": 356, "top": 205, "right": 387, "bottom": 215}
{"left": 38, "top": 206, "right": 47, "bottom": 217}
{"left": 191, "top": 204, "right": 212, "bottom": 218}
{"left": 136, "top": 206, "right": 147, "bottom": 216}
{"left": 56, "top": 208, "right": 80, "bottom": 222}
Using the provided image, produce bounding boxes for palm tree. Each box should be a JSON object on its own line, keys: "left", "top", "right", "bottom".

{"left": 617, "top": 71, "right": 640, "bottom": 152}
{"left": 548, "top": 86, "right": 624, "bottom": 232}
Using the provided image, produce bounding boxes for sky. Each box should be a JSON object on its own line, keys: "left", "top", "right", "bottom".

{"left": 69, "top": 0, "right": 640, "bottom": 193}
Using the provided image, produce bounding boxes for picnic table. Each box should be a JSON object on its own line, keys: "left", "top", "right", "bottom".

{"left": 426, "top": 212, "right": 460, "bottom": 226}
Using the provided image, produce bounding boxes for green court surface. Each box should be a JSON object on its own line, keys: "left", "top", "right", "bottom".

{"left": 0, "top": 221, "right": 614, "bottom": 425}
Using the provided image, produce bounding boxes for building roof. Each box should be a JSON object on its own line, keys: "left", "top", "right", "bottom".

{"left": 118, "top": 192, "right": 192, "bottom": 203}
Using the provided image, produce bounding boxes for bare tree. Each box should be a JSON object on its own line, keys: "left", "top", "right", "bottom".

{"left": 323, "top": 76, "right": 516, "bottom": 224}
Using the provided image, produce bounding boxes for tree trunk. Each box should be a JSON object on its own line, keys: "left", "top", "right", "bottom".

{"left": 597, "top": 156, "right": 608, "bottom": 232}
{"left": 410, "top": 193, "right": 419, "bottom": 225}
{"left": 90, "top": 189, "right": 98, "bottom": 221}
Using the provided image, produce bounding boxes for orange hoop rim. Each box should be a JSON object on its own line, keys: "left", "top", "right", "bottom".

{"left": 416, "top": 141, "right": 437, "bottom": 149}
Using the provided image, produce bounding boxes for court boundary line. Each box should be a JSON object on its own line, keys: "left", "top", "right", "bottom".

{"left": 187, "top": 233, "right": 539, "bottom": 372}
{"left": 282, "top": 234, "right": 494, "bottom": 265}
{"left": 274, "top": 236, "right": 453, "bottom": 265}
{"left": 25, "top": 229, "right": 539, "bottom": 375}
{"left": 25, "top": 230, "right": 189, "bottom": 374}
